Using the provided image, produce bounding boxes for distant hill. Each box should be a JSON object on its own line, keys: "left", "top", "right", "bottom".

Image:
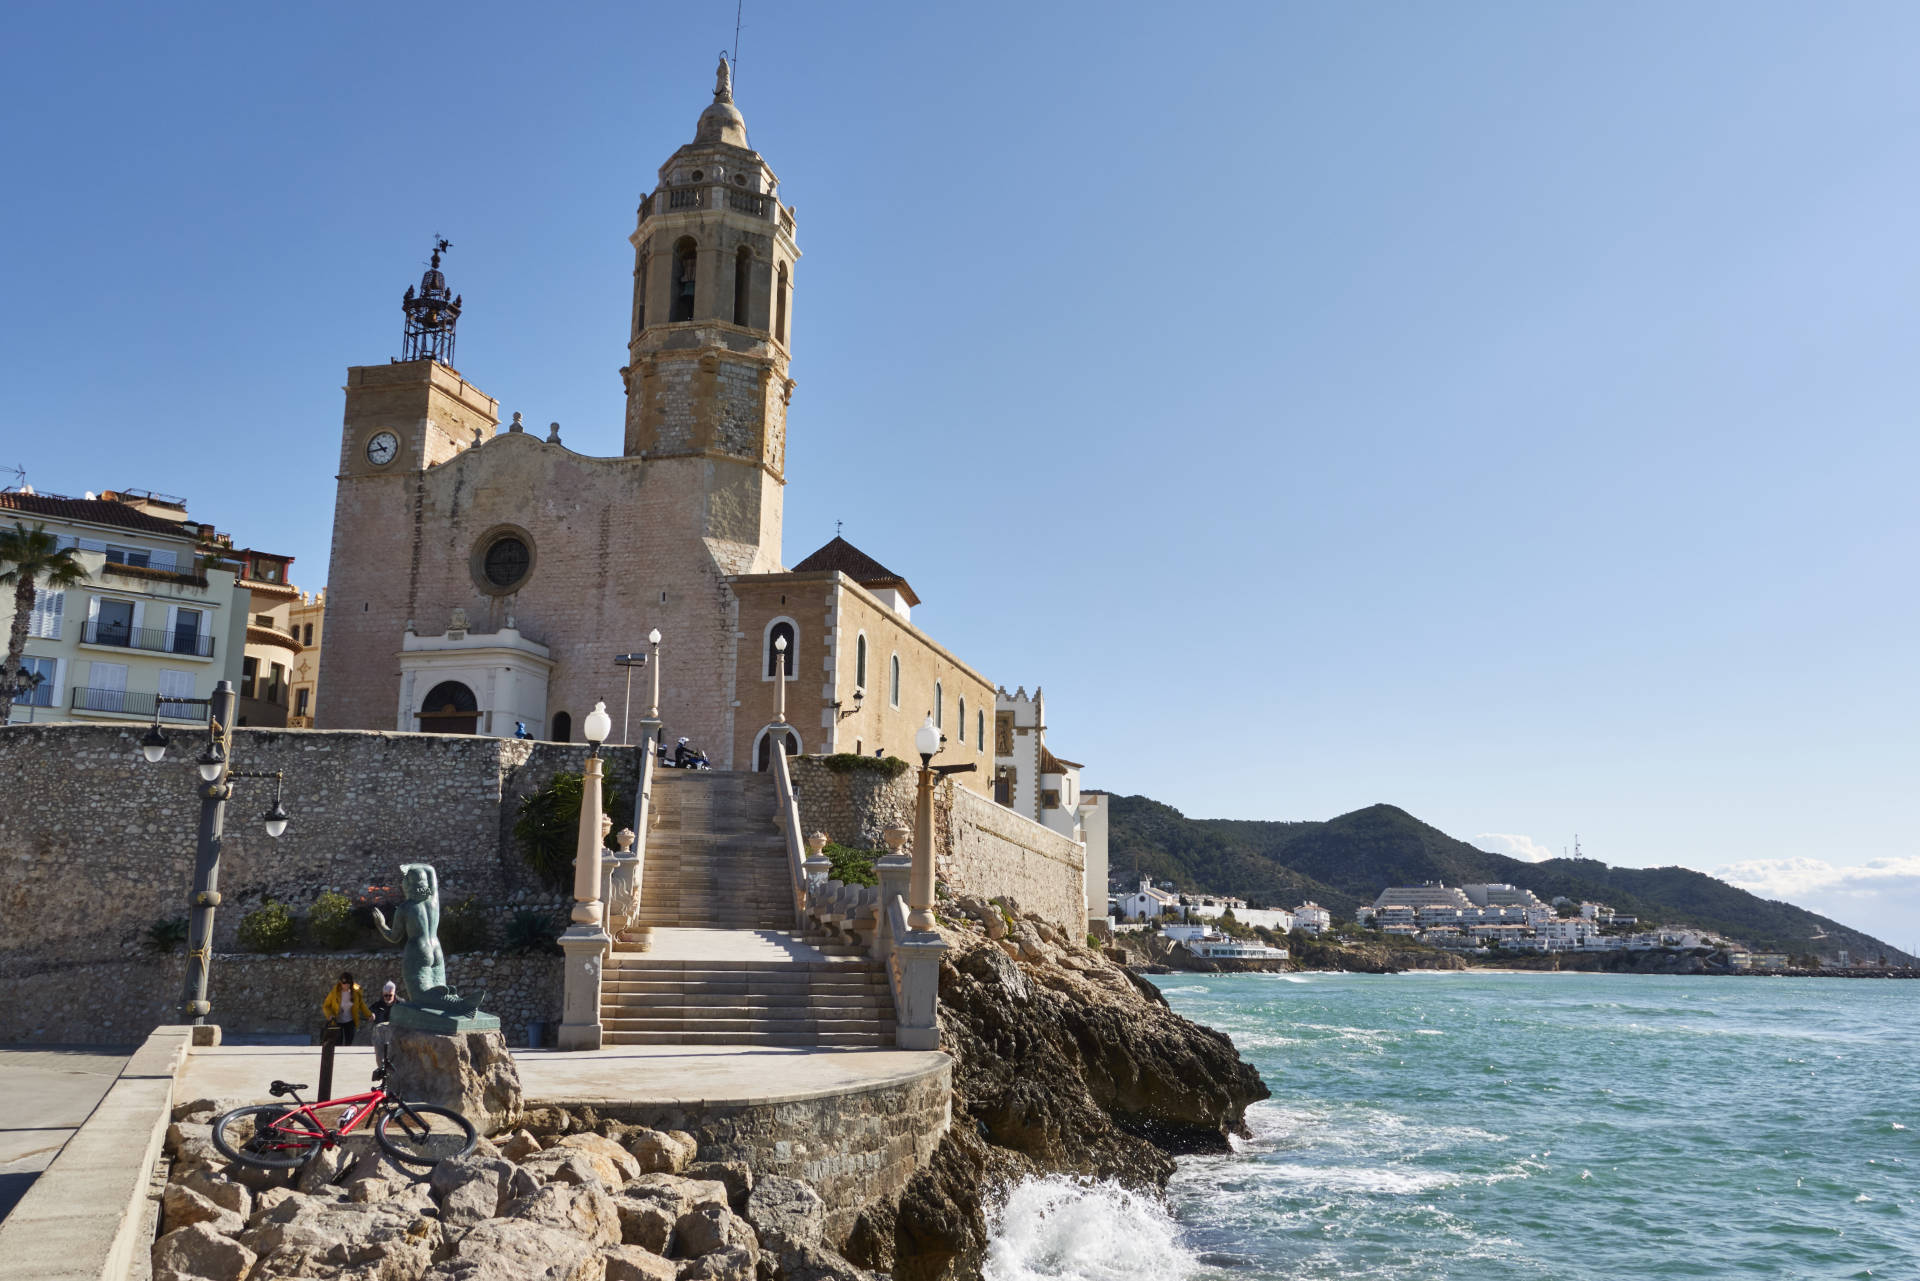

{"left": 1107, "top": 797, "right": 1912, "bottom": 964}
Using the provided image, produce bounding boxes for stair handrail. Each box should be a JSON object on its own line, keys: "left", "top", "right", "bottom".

{"left": 771, "top": 739, "right": 810, "bottom": 929}
{"left": 627, "top": 736, "right": 657, "bottom": 919}
{"left": 883, "top": 891, "right": 910, "bottom": 1008}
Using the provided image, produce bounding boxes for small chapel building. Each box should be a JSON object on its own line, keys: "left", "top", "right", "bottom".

{"left": 316, "top": 59, "right": 995, "bottom": 788}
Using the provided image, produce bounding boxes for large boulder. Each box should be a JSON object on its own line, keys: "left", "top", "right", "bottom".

{"left": 152, "top": 1222, "right": 257, "bottom": 1281}
{"left": 509, "top": 1182, "right": 622, "bottom": 1247}
{"left": 384, "top": 1026, "right": 524, "bottom": 1133}
{"left": 744, "top": 1176, "right": 824, "bottom": 1249}
{"left": 626, "top": 1128, "right": 697, "bottom": 1175}
{"left": 425, "top": 1220, "right": 605, "bottom": 1281}
{"left": 428, "top": 1155, "right": 513, "bottom": 1228}
{"left": 601, "top": 1243, "right": 678, "bottom": 1281}
{"left": 554, "top": 1133, "right": 643, "bottom": 1182}
{"left": 160, "top": 1182, "right": 244, "bottom": 1237}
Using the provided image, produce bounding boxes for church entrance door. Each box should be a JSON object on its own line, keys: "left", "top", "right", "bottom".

{"left": 419, "top": 680, "right": 480, "bottom": 735}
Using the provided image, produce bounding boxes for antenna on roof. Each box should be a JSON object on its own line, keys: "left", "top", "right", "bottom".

{"left": 0, "top": 464, "right": 26, "bottom": 493}
{"left": 835, "top": 519, "right": 843, "bottom": 537}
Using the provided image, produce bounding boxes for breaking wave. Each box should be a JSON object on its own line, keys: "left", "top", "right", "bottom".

{"left": 982, "top": 1175, "right": 1200, "bottom": 1281}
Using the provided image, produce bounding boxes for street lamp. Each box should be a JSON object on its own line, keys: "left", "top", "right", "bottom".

{"left": 637, "top": 628, "right": 664, "bottom": 756}
{"left": 136, "top": 679, "right": 295, "bottom": 1027}
{"left": 559, "top": 699, "right": 615, "bottom": 1051}
{"left": 570, "top": 700, "right": 614, "bottom": 930}
{"left": 909, "top": 714, "right": 976, "bottom": 933}
{"left": 772, "top": 634, "right": 788, "bottom": 726}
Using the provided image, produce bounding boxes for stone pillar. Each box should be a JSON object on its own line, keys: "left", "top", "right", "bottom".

{"left": 873, "top": 825, "right": 911, "bottom": 964}
{"left": 909, "top": 766, "right": 937, "bottom": 933}
{"left": 559, "top": 753, "right": 611, "bottom": 1051}
{"left": 893, "top": 933, "right": 946, "bottom": 1051}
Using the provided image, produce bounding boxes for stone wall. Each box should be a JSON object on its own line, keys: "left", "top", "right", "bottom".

{"left": 542, "top": 1059, "right": 952, "bottom": 1247}
{"left": 788, "top": 757, "right": 1086, "bottom": 932}
{"left": 7, "top": 952, "right": 563, "bottom": 1046}
{"left": 0, "top": 723, "right": 634, "bottom": 1042}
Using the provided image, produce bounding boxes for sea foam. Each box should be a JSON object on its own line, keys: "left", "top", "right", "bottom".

{"left": 983, "top": 1175, "right": 1200, "bottom": 1281}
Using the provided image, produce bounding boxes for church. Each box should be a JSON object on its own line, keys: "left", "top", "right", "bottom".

{"left": 317, "top": 58, "right": 999, "bottom": 789}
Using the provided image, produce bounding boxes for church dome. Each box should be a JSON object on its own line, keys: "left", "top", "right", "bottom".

{"left": 695, "top": 98, "right": 748, "bottom": 147}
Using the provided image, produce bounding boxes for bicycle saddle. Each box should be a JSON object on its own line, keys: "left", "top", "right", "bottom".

{"left": 268, "top": 1080, "right": 308, "bottom": 1097}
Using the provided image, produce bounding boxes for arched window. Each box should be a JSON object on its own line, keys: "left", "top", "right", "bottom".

{"left": 754, "top": 726, "right": 801, "bottom": 772}
{"left": 775, "top": 262, "right": 788, "bottom": 344}
{"left": 889, "top": 654, "right": 900, "bottom": 707}
{"left": 855, "top": 633, "right": 868, "bottom": 690}
{"left": 766, "top": 618, "right": 796, "bottom": 679}
{"left": 733, "top": 246, "right": 752, "bottom": 326}
{"left": 959, "top": 696, "right": 967, "bottom": 743}
{"left": 419, "top": 681, "right": 478, "bottom": 735}
{"left": 934, "top": 681, "right": 943, "bottom": 729}
{"left": 670, "top": 238, "right": 698, "bottom": 322}
{"left": 977, "top": 708, "right": 985, "bottom": 751}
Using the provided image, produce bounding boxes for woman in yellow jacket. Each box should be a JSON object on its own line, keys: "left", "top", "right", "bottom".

{"left": 321, "top": 971, "right": 374, "bottom": 1044}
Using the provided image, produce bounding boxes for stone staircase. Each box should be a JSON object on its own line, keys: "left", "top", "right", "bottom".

{"left": 601, "top": 770, "right": 897, "bottom": 1047}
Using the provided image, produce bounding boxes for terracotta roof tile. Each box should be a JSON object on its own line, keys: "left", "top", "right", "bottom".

{"left": 0, "top": 491, "right": 193, "bottom": 538}
{"left": 791, "top": 536, "right": 920, "bottom": 606}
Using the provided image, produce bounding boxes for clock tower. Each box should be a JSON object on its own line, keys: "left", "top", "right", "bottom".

{"left": 319, "top": 247, "right": 499, "bottom": 727}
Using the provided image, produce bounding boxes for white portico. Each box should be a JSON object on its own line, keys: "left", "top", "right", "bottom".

{"left": 397, "top": 609, "right": 553, "bottom": 736}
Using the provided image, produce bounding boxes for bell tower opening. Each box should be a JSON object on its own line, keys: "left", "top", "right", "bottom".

{"left": 670, "top": 237, "right": 698, "bottom": 323}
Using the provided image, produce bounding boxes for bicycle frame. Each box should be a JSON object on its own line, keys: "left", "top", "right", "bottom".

{"left": 260, "top": 1086, "right": 392, "bottom": 1151}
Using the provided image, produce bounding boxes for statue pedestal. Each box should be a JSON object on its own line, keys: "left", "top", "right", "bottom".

{"left": 558, "top": 926, "right": 610, "bottom": 1051}
{"left": 384, "top": 1024, "right": 523, "bottom": 1133}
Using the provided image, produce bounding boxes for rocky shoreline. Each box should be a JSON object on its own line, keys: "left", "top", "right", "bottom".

{"left": 148, "top": 899, "right": 1268, "bottom": 1281}
{"left": 844, "top": 899, "right": 1268, "bottom": 1281}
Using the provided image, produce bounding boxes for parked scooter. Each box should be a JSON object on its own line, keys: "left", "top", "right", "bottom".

{"left": 668, "top": 737, "right": 712, "bottom": 770}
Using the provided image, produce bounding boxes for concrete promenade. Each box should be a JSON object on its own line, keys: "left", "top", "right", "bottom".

{"left": 0, "top": 1046, "right": 132, "bottom": 1224}
{"left": 179, "top": 1041, "right": 948, "bottom": 1109}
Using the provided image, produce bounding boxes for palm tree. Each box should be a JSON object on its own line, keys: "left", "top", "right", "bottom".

{"left": 0, "top": 521, "right": 88, "bottom": 725}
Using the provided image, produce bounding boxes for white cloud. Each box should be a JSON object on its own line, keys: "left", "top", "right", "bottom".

{"left": 1474, "top": 832, "right": 1555, "bottom": 863}
{"left": 1711, "top": 857, "right": 1920, "bottom": 953}
{"left": 1712, "top": 856, "right": 1920, "bottom": 900}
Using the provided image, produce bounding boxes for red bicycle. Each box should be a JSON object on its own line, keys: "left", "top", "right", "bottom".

{"left": 210, "top": 1045, "right": 477, "bottom": 1170}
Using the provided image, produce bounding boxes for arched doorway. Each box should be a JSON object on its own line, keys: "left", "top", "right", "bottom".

{"left": 551, "top": 711, "right": 572, "bottom": 743}
{"left": 754, "top": 726, "right": 801, "bottom": 772}
{"left": 419, "top": 681, "right": 479, "bottom": 735}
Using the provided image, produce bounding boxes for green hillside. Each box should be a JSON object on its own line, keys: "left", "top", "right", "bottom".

{"left": 1107, "top": 797, "right": 1911, "bottom": 964}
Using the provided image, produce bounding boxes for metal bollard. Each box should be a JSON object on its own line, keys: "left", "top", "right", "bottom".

{"left": 319, "top": 1022, "right": 338, "bottom": 1101}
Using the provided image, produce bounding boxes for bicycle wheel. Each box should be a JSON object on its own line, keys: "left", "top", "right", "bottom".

{"left": 211, "top": 1104, "right": 324, "bottom": 1169}
{"left": 375, "top": 1102, "right": 477, "bottom": 1167}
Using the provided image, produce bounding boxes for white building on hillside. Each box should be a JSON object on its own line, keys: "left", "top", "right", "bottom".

{"left": 1293, "top": 902, "right": 1332, "bottom": 934}
{"left": 1119, "top": 879, "right": 1181, "bottom": 920}
{"left": 993, "top": 685, "right": 1109, "bottom": 927}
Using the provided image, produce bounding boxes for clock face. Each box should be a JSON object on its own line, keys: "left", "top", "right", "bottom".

{"left": 366, "top": 432, "right": 399, "bottom": 466}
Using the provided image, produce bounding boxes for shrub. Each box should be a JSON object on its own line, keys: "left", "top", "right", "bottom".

{"left": 308, "top": 891, "right": 359, "bottom": 950}
{"left": 823, "top": 842, "right": 881, "bottom": 887}
{"left": 819, "top": 753, "right": 911, "bottom": 780}
{"left": 439, "top": 897, "right": 491, "bottom": 954}
{"left": 514, "top": 771, "right": 632, "bottom": 892}
{"left": 237, "top": 900, "right": 297, "bottom": 953}
{"left": 146, "top": 917, "right": 188, "bottom": 953}
{"left": 504, "top": 908, "right": 564, "bottom": 956}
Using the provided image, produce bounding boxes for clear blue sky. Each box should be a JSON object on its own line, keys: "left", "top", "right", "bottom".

{"left": 4, "top": 3, "right": 1916, "bottom": 942}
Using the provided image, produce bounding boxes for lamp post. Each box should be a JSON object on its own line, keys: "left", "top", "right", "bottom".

{"left": 137, "top": 679, "right": 292, "bottom": 1029}
{"left": 559, "top": 699, "right": 615, "bottom": 1050}
{"left": 910, "top": 715, "right": 976, "bottom": 934}
{"left": 772, "top": 633, "right": 788, "bottom": 726}
{"left": 638, "top": 628, "right": 663, "bottom": 754}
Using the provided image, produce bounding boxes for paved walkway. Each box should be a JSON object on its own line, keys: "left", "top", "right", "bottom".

{"left": 179, "top": 1042, "right": 946, "bottom": 1108}
{"left": 0, "top": 1047, "right": 133, "bottom": 1224}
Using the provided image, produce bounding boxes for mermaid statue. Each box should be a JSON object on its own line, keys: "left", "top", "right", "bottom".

{"left": 370, "top": 863, "right": 496, "bottom": 1031}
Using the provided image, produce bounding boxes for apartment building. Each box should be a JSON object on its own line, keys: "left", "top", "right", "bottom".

{"left": 0, "top": 490, "right": 247, "bottom": 724}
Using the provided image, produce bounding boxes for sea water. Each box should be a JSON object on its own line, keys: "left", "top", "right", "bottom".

{"left": 983, "top": 972, "right": 1918, "bottom": 1280}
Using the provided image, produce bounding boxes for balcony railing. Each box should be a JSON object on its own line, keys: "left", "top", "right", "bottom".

{"left": 668, "top": 188, "right": 703, "bottom": 210}
{"left": 80, "top": 620, "right": 216, "bottom": 658}
{"left": 728, "top": 190, "right": 769, "bottom": 216}
{"left": 70, "top": 687, "right": 204, "bottom": 720}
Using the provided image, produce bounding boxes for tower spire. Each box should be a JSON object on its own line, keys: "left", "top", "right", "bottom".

{"left": 399, "top": 237, "right": 462, "bottom": 365}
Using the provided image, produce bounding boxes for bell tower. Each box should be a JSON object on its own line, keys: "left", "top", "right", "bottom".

{"left": 622, "top": 56, "right": 799, "bottom": 573}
